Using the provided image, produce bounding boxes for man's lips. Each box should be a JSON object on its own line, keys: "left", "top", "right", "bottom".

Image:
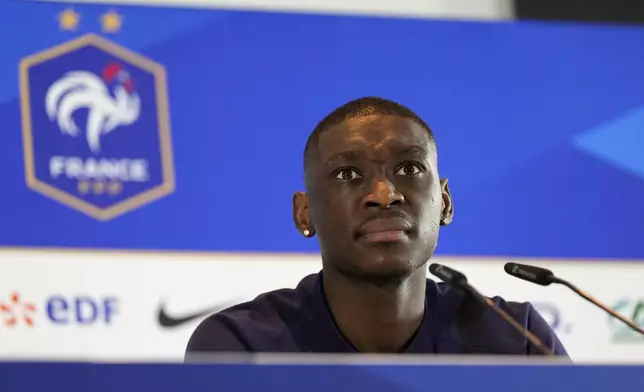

{"left": 356, "top": 218, "right": 413, "bottom": 243}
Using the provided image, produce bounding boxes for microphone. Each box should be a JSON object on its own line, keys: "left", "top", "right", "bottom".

{"left": 504, "top": 262, "right": 644, "bottom": 336}
{"left": 429, "top": 263, "right": 554, "bottom": 356}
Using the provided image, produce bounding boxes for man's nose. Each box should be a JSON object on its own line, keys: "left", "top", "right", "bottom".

{"left": 363, "top": 179, "right": 404, "bottom": 209}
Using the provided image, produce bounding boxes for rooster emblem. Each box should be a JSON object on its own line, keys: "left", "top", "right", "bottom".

{"left": 45, "top": 62, "right": 140, "bottom": 153}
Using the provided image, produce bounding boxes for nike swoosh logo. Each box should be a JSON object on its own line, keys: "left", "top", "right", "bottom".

{"left": 157, "top": 302, "right": 230, "bottom": 328}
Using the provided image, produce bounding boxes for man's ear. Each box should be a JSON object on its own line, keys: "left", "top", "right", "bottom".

{"left": 439, "top": 178, "right": 454, "bottom": 226}
{"left": 293, "top": 191, "right": 315, "bottom": 237}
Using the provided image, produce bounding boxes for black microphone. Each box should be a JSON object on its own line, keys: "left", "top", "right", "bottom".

{"left": 504, "top": 262, "right": 555, "bottom": 286}
{"left": 428, "top": 263, "right": 468, "bottom": 287}
{"left": 429, "top": 263, "right": 554, "bottom": 356}
{"left": 505, "top": 262, "right": 644, "bottom": 336}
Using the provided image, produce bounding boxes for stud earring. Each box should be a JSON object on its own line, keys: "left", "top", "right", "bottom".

{"left": 303, "top": 229, "right": 311, "bottom": 237}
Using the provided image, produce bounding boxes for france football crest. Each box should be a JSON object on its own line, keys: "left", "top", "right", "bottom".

{"left": 19, "top": 34, "right": 175, "bottom": 221}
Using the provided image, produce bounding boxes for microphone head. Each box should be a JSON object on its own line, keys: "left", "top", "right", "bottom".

{"left": 504, "top": 262, "right": 555, "bottom": 286}
{"left": 429, "top": 263, "right": 467, "bottom": 287}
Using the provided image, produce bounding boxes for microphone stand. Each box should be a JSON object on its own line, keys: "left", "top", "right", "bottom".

{"left": 553, "top": 277, "right": 644, "bottom": 336}
{"left": 430, "top": 263, "right": 555, "bottom": 356}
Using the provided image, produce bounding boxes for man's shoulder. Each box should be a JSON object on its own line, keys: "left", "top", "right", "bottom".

{"left": 485, "top": 296, "right": 567, "bottom": 355}
{"left": 432, "top": 279, "right": 545, "bottom": 322}
{"left": 432, "top": 280, "right": 568, "bottom": 356}
{"left": 184, "top": 274, "right": 318, "bottom": 358}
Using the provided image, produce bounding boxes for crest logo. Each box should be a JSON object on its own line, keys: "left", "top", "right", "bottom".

{"left": 19, "top": 34, "right": 174, "bottom": 220}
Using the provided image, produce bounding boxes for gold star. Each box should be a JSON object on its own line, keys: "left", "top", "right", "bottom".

{"left": 77, "top": 180, "right": 90, "bottom": 194}
{"left": 58, "top": 8, "right": 80, "bottom": 31}
{"left": 92, "top": 181, "right": 105, "bottom": 195}
{"left": 107, "top": 181, "right": 123, "bottom": 196}
{"left": 100, "top": 10, "right": 123, "bottom": 33}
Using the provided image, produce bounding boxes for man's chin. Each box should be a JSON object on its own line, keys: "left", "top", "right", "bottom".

{"left": 340, "top": 255, "right": 421, "bottom": 287}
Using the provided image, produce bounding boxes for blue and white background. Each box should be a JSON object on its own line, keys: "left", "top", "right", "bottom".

{"left": 0, "top": 0, "right": 643, "bottom": 362}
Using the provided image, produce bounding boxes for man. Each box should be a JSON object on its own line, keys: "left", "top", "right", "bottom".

{"left": 185, "top": 97, "right": 568, "bottom": 356}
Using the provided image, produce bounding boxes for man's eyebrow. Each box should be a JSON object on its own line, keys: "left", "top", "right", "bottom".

{"left": 397, "top": 145, "right": 430, "bottom": 158}
{"left": 323, "top": 145, "right": 430, "bottom": 166}
{"left": 324, "top": 150, "right": 363, "bottom": 166}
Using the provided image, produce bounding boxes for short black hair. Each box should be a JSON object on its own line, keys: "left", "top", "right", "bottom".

{"left": 304, "top": 97, "right": 435, "bottom": 169}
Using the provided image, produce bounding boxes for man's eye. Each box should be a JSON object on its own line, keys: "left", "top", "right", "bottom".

{"left": 396, "top": 163, "right": 423, "bottom": 176}
{"left": 335, "top": 168, "right": 363, "bottom": 181}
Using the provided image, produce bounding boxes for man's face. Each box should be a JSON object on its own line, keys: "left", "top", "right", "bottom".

{"left": 294, "top": 114, "right": 453, "bottom": 283}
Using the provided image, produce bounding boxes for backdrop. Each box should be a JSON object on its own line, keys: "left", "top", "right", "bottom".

{"left": 1, "top": 1, "right": 644, "bottom": 258}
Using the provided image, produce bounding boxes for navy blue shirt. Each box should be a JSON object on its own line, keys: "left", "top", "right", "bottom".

{"left": 185, "top": 272, "right": 568, "bottom": 357}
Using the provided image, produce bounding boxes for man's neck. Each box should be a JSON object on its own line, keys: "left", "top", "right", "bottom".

{"left": 321, "top": 266, "right": 427, "bottom": 353}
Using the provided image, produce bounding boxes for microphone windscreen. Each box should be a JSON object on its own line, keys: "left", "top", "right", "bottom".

{"left": 504, "top": 262, "right": 554, "bottom": 286}
{"left": 429, "top": 263, "right": 467, "bottom": 286}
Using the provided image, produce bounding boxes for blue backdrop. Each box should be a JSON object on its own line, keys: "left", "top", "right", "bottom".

{"left": 1, "top": 1, "right": 643, "bottom": 259}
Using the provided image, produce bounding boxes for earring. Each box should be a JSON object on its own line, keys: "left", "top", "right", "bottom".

{"left": 303, "top": 229, "right": 311, "bottom": 237}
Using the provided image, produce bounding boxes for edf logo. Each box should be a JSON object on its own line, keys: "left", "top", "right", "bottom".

{"left": 47, "top": 296, "right": 117, "bottom": 325}
{"left": 0, "top": 292, "right": 118, "bottom": 328}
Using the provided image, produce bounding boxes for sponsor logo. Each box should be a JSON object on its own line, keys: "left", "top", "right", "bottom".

{"left": 609, "top": 298, "right": 644, "bottom": 343}
{"left": 157, "top": 302, "right": 233, "bottom": 328}
{"left": 0, "top": 292, "right": 118, "bottom": 328}
{"left": 19, "top": 34, "right": 174, "bottom": 221}
{"left": 0, "top": 293, "right": 36, "bottom": 327}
